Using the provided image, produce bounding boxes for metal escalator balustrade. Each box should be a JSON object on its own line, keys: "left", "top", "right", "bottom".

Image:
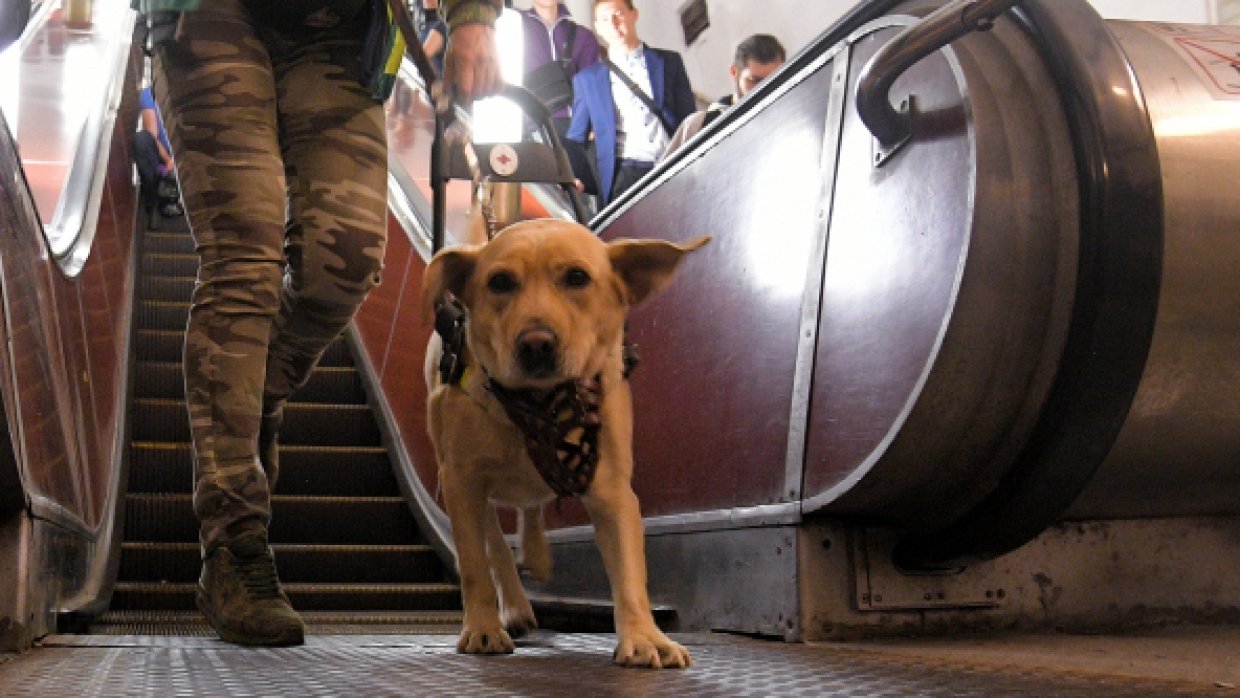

{"left": 94, "top": 220, "right": 463, "bottom": 635}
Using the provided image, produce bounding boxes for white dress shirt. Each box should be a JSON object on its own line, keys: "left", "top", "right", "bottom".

{"left": 609, "top": 44, "right": 669, "bottom": 163}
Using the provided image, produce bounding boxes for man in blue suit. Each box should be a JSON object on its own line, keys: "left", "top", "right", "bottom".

{"left": 567, "top": 0, "right": 696, "bottom": 207}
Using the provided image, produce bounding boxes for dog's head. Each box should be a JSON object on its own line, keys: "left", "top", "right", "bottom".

{"left": 424, "top": 219, "right": 709, "bottom": 389}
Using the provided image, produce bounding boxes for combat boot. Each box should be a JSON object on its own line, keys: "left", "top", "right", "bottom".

{"left": 196, "top": 532, "right": 305, "bottom": 646}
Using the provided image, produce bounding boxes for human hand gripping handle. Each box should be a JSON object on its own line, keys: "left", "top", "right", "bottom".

{"left": 444, "top": 22, "right": 502, "bottom": 105}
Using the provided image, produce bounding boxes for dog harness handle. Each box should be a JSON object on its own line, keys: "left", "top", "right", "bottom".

{"left": 434, "top": 292, "right": 469, "bottom": 386}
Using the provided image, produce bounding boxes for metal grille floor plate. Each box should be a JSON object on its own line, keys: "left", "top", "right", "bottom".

{"left": 0, "top": 632, "right": 1228, "bottom": 697}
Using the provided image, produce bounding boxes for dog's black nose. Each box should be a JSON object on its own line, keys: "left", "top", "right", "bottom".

{"left": 516, "top": 328, "right": 559, "bottom": 376}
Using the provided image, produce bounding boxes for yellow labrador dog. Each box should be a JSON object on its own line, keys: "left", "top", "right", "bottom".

{"left": 423, "top": 218, "right": 708, "bottom": 668}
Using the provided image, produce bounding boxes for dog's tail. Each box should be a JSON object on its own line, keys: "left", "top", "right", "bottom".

{"left": 518, "top": 505, "right": 552, "bottom": 582}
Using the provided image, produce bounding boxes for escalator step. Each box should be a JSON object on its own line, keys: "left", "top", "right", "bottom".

{"left": 130, "top": 399, "right": 382, "bottom": 445}
{"left": 133, "top": 362, "right": 366, "bottom": 404}
{"left": 139, "top": 274, "right": 194, "bottom": 302}
{"left": 129, "top": 443, "right": 395, "bottom": 497}
{"left": 133, "top": 329, "right": 354, "bottom": 366}
{"left": 116, "top": 542, "right": 447, "bottom": 584}
{"left": 141, "top": 252, "right": 197, "bottom": 277}
{"left": 135, "top": 300, "right": 190, "bottom": 330}
{"left": 108, "top": 581, "right": 462, "bottom": 612}
{"left": 121, "top": 229, "right": 457, "bottom": 627}
{"left": 142, "top": 231, "right": 195, "bottom": 255}
{"left": 124, "top": 493, "right": 423, "bottom": 545}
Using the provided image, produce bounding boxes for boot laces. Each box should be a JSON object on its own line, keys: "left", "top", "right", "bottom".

{"left": 236, "top": 549, "right": 282, "bottom": 600}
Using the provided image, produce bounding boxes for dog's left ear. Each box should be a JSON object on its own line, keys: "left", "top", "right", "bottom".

{"left": 423, "top": 243, "right": 483, "bottom": 317}
{"left": 608, "top": 235, "right": 711, "bottom": 306}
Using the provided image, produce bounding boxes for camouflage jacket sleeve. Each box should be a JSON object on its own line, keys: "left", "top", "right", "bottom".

{"left": 439, "top": 0, "right": 503, "bottom": 30}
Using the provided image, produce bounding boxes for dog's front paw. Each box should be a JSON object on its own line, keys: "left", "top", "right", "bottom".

{"left": 612, "top": 632, "right": 692, "bottom": 669}
{"left": 457, "top": 626, "right": 515, "bottom": 654}
{"left": 501, "top": 604, "right": 538, "bottom": 639}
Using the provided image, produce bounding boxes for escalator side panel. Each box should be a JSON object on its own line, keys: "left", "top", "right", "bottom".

{"left": 596, "top": 59, "right": 843, "bottom": 515}
{"left": 803, "top": 24, "right": 976, "bottom": 515}
{"left": 805, "top": 12, "right": 1082, "bottom": 534}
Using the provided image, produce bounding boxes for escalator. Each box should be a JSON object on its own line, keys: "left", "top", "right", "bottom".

{"left": 91, "top": 214, "right": 462, "bottom": 635}
{"left": 5, "top": 0, "right": 1239, "bottom": 649}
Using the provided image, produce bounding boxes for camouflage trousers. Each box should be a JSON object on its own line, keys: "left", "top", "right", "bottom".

{"left": 152, "top": 0, "right": 388, "bottom": 555}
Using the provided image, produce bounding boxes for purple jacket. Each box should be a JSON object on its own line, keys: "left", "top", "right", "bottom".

{"left": 519, "top": 4, "right": 601, "bottom": 117}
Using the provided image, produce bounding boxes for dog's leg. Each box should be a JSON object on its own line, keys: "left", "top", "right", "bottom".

{"left": 441, "top": 468, "right": 514, "bottom": 654}
{"left": 484, "top": 504, "right": 538, "bottom": 638}
{"left": 518, "top": 505, "right": 551, "bottom": 582}
{"left": 582, "top": 480, "right": 692, "bottom": 669}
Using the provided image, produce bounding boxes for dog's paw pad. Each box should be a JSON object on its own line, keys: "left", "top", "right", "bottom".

{"left": 612, "top": 636, "right": 692, "bottom": 669}
{"left": 457, "top": 628, "right": 515, "bottom": 654}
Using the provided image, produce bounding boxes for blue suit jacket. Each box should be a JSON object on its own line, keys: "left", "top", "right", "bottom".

{"left": 567, "top": 46, "right": 696, "bottom": 206}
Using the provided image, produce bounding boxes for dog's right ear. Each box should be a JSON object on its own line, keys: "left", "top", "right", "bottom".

{"left": 423, "top": 244, "right": 483, "bottom": 317}
{"left": 608, "top": 235, "right": 711, "bottom": 307}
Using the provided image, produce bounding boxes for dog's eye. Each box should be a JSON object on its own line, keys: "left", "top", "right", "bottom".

{"left": 487, "top": 271, "right": 518, "bottom": 294}
{"left": 564, "top": 268, "right": 591, "bottom": 288}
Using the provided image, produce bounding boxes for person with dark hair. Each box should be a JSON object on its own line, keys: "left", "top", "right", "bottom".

{"left": 662, "top": 33, "right": 786, "bottom": 158}
{"left": 567, "top": 0, "right": 695, "bottom": 206}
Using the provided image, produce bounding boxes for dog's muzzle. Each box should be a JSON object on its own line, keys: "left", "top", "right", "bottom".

{"left": 515, "top": 327, "right": 559, "bottom": 378}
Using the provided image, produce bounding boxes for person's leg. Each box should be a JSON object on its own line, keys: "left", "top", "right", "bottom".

{"left": 132, "top": 130, "right": 161, "bottom": 212}
{"left": 152, "top": 0, "right": 303, "bottom": 646}
{"left": 154, "top": 0, "right": 285, "bottom": 554}
{"left": 553, "top": 115, "right": 597, "bottom": 196}
{"left": 157, "top": 172, "right": 184, "bottom": 217}
{"left": 257, "top": 16, "right": 388, "bottom": 472}
{"left": 610, "top": 160, "right": 653, "bottom": 202}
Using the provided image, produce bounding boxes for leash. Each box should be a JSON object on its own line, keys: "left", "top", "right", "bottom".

{"left": 386, "top": 0, "right": 490, "bottom": 248}
{"left": 386, "top": 0, "right": 500, "bottom": 241}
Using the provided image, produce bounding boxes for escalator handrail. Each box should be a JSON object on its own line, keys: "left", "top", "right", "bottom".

{"left": 599, "top": 0, "right": 913, "bottom": 225}
{"left": 855, "top": 0, "right": 1020, "bottom": 163}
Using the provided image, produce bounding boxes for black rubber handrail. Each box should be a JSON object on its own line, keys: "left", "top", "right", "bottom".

{"left": 855, "top": 0, "right": 1019, "bottom": 165}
